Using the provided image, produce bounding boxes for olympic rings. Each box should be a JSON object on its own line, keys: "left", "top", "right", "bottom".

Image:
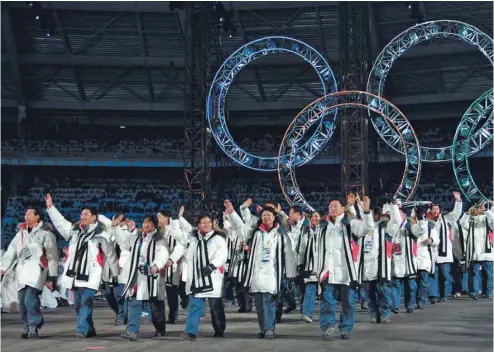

{"left": 452, "top": 89, "right": 493, "bottom": 203}
{"left": 367, "top": 20, "right": 494, "bottom": 163}
{"left": 207, "top": 36, "right": 338, "bottom": 172}
{"left": 278, "top": 91, "right": 422, "bottom": 212}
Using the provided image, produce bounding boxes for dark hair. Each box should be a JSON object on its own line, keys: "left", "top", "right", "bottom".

{"left": 158, "top": 210, "right": 171, "bottom": 218}
{"left": 372, "top": 206, "right": 383, "bottom": 216}
{"left": 264, "top": 200, "right": 280, "bottom": 208}
{"left": 143, "top": 215, "right": 158, "bottom": 228}
{"left": 311, "top": 210, "right": 325, "bottom": 218}
{"left": 26, "top": 206, "right": 43, "bottom": 221}
{"left": 430, "top": 203, "right": 441, "bottom": 210}
{"left": 81, "top": 207, "right": 98, "bottom": 217}
{"left": 256, "top": 207, "right": 280, "bottom": 228}
{"left": 113, "top": 212, "right": 127, "bottom": 222}
{"left": 196, "top": 213, "right": 214, "bottom": 226}
{"left": 289, "top": 206, "right": 303, "bottom": 216}
{"left": 328, "top": 199, "right": 344, "bottom": 207}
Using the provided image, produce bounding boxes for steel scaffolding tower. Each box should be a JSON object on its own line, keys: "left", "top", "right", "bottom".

{"left": 339, "top": 2, "right": 371, "bottom": 199}
{"left": 183, "top": 3, "right": 214, "bottom": 213}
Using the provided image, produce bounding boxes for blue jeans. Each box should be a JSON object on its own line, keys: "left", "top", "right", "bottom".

{"left": 105, "top": 283, "right": 127, "bottom": 323}
{"left": 127, "top": 297, "right": 166, "bottom": 334}
{"left": 437, "top": 263, "right": 452, "bottom": 299}
{"left": 367, "top": 280, "right": 391, "bottom": 321}
{"left": 391, "top": 277, "right": 417, "bottom": 311}
{"left": 427, "top": 265, "right": 439, "bottom": 298}
{"left": 462, "top": 269, "right": 469, "bottom": 293}
{"left": 319, "top": 283, "right": 355, "bottom": 333}
{"left": 303, "top": 283, "right": 317, "bottom": 318}
{"left": 254, "top": 293, "right": 277, "bottom": 332}
{"left": 184, "top": 296, "right": 225, "bottom": 337}
{"left": 73, "top": 287, "right": 97, "bottom": 336}
{"left": 18, "top": 286, "right": 43, "bottom": 331}
{"left": 470, "top": 261, "right": 493, "bottom": 298}
{"left": 417, "top": 271, "right": 429, "bottom": 306}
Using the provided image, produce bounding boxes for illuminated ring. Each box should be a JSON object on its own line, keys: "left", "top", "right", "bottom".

{"left": 278, "top": 91, "right": 421, "bottom": 211}
{"left": 367, "top": 20, "right": 494, "bottom": 163}
{"left": 207, "top": 36, "right": 338, "bottom": 171}
{"left": 452, "top": 89, "right": 493, "bottom": 203}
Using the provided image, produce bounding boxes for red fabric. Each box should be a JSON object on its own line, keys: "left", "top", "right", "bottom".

{"left": 96, "top": 248, "right": 104, "bottom": 267}
{"left": 19, "top": 223, "right": 27, "bottom": 230}
{"left": 385, "top": 240, "right": 392, "bottom": 258}
{"left": 259, "top": 223, "right": 279, "bottom": 233}
{"left": 412, "top": 241, "right": 418, "bottom": 257}
{"left": 40, "top": 248, "right": 48, "bottom": 268}
{"left": 321, "top": 271, "right": 329, "bottom": 282}
{"left": 350, "top": 240, "right": 359, "bottom": 262}
{"left": 489, "top": 231, "right": 494, "bottom": 245}
{"left": 218, "top": 265, "right": 225, "bottom": 274}
{"left": 159, "top": 268, "right": 166, "bottom": 277}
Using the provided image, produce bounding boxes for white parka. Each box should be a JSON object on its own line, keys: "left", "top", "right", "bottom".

{"left": 163, "top": 225, "right": 186, "bottom": 287}
{"left": 414, "top": 219, "right": 440, "bottom": 273}
{"left": 429, "top": 201, "right": 462, "bottom": 264}
{"left": 1, "top": 221, "right": 59, "bottom": 292}
{"left": 113, "top": 226, "right": 170, "bottom": 300}
{"left": 47, "top": 206, "right": 119, "bottom": 291}
{"left": 318, "top": 213, "right": 374, "bottom": 286}
{"left": 170, "top": 220, "right": 228, "bottom": 298}
{"left": 460, "top": 209, "right": 494, "bottom": 264}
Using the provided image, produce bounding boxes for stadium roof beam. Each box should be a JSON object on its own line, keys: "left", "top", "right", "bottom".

{"left": 2, "top": 90, "right": 487, "bottom": 112}
{"left": 136, "top": 11, "right": 155, "bottom": 103}
{"left": 1, "top": 8, "right": 26, "bottom": 106}
{"left": 52, "top": 9, "right": 87, "bottom": 101}
{"left": 30, "top": 1, "right": 338, "bottom": 13}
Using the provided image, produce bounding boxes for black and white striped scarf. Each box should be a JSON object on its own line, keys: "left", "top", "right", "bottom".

{"left": 437, "top": 215, "right": 449, "bottom": 257}
{"left": 301, "top": 225, "right": 322, "bottom": 275}
{"left": 190, "top": 232, "right": 217, "bottom": 294}
{"left": 165, "top": 234, "right": 178, "bottom": 286}
{"left": 403, "top": 222, "right": 418, "bottom": 278}
{"left": 243, "top": 227, "right": 285, "bottom": 293}
{"left": 66, "top": 225, "right": 100, "bottom": 282}
{"left": 377, "top": 224, "right": 392, "bottom": 281}
{"left": 228, "top": 235, "right": 245, "bottom": 280}
{"left": 225, "top": 236, "right": 234, "bottom": 271}
{"left": 122, "top": 231, "right": 159, "bottom": 298}
{"left": 466, "top": 217, "right": 492, "bottom": 268}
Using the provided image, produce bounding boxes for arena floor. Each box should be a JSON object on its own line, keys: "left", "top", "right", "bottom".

{"left": 1, "top": 297, "right": 492, "bottom": 352}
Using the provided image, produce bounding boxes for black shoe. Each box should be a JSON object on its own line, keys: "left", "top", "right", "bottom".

{"left": 391, "top": 307, "right": 399, "bottom": 315}
{"left": 166, "top": 319, "right": 177, "bottom": 324}
{"left": 406, "top": 308, "right": 414, "bottom": 313}
{"left": 416, "top": 304, "right": 423, "bottom": 309}
{"left": 341, "top": 332, "right": 351, "bottom": 340}
{"left": 87, "top": 330, "right": 97, "bottom": 338}
{"left": 257, "top": 332, "right": 265, "bottom": 339}
{"left": 154, "top": 331, "right": 166, "bottom": 339}
{"left": 276, "top": 317, "right": 282, "bottom": 323}
{"left": 21, "top": 330, "right": 29, "bottom": 339}
{"left": 283, "top": 305, "right": 296, "bottom": 314}
{"left": 238, "top": 308, "right": 246, "bottom": 313}
{"left": 181, "top": 333, "right": 197, "bottom": 341}
{"left": 213, "top": 332, "right": 224, "bottom": 338}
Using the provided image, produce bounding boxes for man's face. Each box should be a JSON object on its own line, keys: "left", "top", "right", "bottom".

{"left": 157, "top": 213, "right": 169, "bottom": 227}
{"left": 328, "top": 200, "right": 345, "bottom": 218}
{"left": 261, "top": 210, "right": 275, "bottom": 228}
{"left": 198, "top": 217, "right": 213, "bottom": 234}
{"left": 142, "top": 219, "right": 155, "bottom": 233}
{"left": 24, "top": 209, "right": 40, "bottom": 226}
{"left": 80, "top": 209, "right": 96, "bottom": 226}
{"left": 310, "top": 212, "right": 321, "bottom": 226}
{"left": 431, "top": 205, "right": 441, "bottom": 218}
{"left": 289, "top": 209, "right": 302, "bottom": 223}
{"left": 373, "top": 211, "right": 381, "bottom": 222}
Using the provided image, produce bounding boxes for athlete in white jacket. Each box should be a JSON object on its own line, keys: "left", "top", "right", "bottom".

{"left": 317, "top": 195, "right": 374, "bottom": 340}
{"left": 427, "top": 192, "right": 463, "bottom": 302}
{"left": 172, "top": 214, "right": 228, "bottom": 341}
{"left": 227, "top": 201, "right": 296, "bottom": 339}
{"left": 112, "top": 214, "right": 171, "bottom": 341}
{"left": 460, "top": 203, "right": 494, "bottom": 299}
{"left": 45, "top": 194, "right": 119, "bottom": 339}
{"left": 1, "top": 206, "right": 59, "bottom": 339}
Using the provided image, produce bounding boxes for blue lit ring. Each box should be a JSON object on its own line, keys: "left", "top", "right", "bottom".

{"left": 452, "top": 89, "right": 493, "bottom": 203}
{"left": 207, "top": 36, "right": 337, "bottom": 171}
{"left": 278, "top": 91, "right": 422, "bottom": 212}
{"left": 367, "top": 20, "right": 494, "bottom": 163}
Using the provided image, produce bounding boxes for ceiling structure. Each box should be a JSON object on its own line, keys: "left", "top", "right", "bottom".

{"left": 1, "top": 1, "right": 492, "bottom": 127}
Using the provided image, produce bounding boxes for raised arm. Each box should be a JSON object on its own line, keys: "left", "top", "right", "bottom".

{"left": 350, "top": 196, "right": 374, "bottom": 238}
{"left": 169, "top": 219, "right": 189, "bottom": 246}
{"left": 112, "top": 223, "right": 137, "bottom": 250}
{"left": 45, "top": 194, "right": 73, "bottom": 241}
{"left": 445, "top": 192, "right": 463, "bottom": 224}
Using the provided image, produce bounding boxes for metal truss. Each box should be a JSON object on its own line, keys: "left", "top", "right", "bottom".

{"left": 452, "top": 89, "right": 494, "bottom": 203}
{"left": 183, "top": 3, "right": 215, "bottom": 213}
{"left": 278, "top": 91, "right": 422, "bottom": 212}
{"left": 207, "top": 36, "right": 337, "bottom": 171}
{"left": 338, "top": 2, "right": 370, "bottom": 199}
{"left": 367, "top": 20, "right": 494, "bottom": 163}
